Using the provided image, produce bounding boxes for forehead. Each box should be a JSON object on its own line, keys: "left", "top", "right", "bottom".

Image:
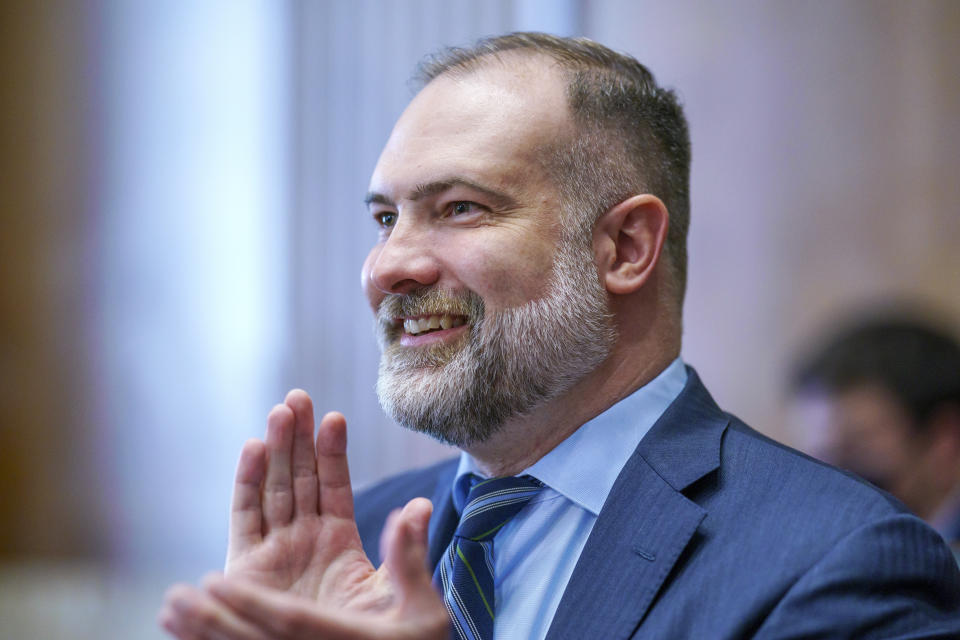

{"left": 832, "top": 384, "right": 912, "bottom": 425}
{"left": 370, "top": 59, "right": 571, "bottom": 197}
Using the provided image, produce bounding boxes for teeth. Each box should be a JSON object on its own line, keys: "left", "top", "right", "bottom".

{"left": 403, "top": 314, "right": 465, "bottom": 336}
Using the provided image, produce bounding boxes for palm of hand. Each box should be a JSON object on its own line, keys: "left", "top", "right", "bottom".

{"left": 227, "top": 514, "right": 382, "bottom": 606}
{"left": 222, "top": 396, "right": 395, "bottom": 611}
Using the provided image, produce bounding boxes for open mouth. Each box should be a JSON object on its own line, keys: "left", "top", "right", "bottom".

{"left": 402, "top": 313, "right": 468, "bottom": 336}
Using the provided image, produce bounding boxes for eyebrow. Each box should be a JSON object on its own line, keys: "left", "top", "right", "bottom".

{"left": 364, "top": 178, "right": 518, "bottom": 210}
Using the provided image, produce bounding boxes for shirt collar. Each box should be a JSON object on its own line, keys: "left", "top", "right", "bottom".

{"left": 454, "top": 358, "right": 688, "bottom": 515}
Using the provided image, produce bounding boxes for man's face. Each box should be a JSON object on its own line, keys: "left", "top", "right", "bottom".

{"left": 793, "top": 384, "right": 932, "bottom": 511}
{"left": 361, "top": 63, "right": 615, "bottom": 446}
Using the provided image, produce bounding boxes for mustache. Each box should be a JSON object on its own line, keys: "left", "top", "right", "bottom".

{"left": 376, "top": 289, "right": 485, "bottom": 327}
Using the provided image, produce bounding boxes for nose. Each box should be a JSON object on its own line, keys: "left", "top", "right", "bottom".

{"left": 362, "top": 222, "right": 441, "bottom": 308}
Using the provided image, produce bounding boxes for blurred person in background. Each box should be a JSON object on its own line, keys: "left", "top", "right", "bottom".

{"left": 160, "top": 34, "right": 960, "bottom": 639}
{"left": 791, "top": 314, "right": 960, "bottom": 558}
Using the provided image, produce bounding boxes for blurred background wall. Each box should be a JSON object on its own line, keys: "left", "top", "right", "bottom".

{"left": 1, "top": 1, "right": 957, "bottom": 638}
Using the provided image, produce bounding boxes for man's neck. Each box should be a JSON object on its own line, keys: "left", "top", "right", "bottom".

{"left": 463, "top": 343, "right": 679, "bottom": 477}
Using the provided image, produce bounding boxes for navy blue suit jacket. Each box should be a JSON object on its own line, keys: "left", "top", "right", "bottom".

{"left": 356, "top": 369, "right": 960, "bottom": 638}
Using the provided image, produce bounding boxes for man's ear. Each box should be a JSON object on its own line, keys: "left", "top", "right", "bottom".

{"left": 593, "top": 194, "right": 669, "bottom": 295}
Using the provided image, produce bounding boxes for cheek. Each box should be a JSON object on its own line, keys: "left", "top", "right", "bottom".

{"left": 457, "top": 239, "right": 556, "bottom": 308}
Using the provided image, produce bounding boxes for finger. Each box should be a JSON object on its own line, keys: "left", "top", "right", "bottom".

{"left": 376, "top": 499, "right": 431, "bottom": 570}
{"left": 227, "top": 439, "right": 267, "bottom": 561}
{"left": 401, "top": 497, "right": 433, "bottom": 549}
{"left": 209, "top": 575, "right": 443, "bottom": 640}
{"left": 158, "top": 604, "right": 203, "bottom": 640}
{"left": 164, "top": 582, "right": 263, "bottom": 640}
{"left": 206, "top": 577, "right": 338, "bottom": 638}
{"left": 284, "top": 389, "right": 319, "bottom": 517}
{"left": 315, "top": 411, "right": 354, "bottom": 519}
{"left": 159, "top": 592, "right": 203, "bottom": 640}
{"left": 383, "top": 498, "right": 436, "bottom": 605}
{"left": 164, "top": 585, "right": 267, "bottom": 640}
{"left": 262, "top": 403, "right": 295, "bottom": 528}
{"left": 159, "top": 606, "right": 225, "bottom": 640}
{"left": 378, "top": 508, "right": 402, "bottom": 569}
{"left": 377, "top": 502, "right": 449, "bottom": 638}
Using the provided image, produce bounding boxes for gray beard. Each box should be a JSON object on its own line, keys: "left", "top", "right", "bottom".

{"left": 374, "top": 235, "right": 615, "bottom": 447}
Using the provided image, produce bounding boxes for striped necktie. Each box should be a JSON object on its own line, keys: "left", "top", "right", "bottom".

{"left": 434, "top": 474, "right": 543, "bottom": 640}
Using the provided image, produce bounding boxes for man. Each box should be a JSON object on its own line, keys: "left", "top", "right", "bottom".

{"left": 160, "top": 33, "right": 960, "bottom": 639}
{"left": 791, "top": 315, "right": 960, "bottom": 557}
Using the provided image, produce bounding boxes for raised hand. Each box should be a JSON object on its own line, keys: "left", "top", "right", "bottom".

{"left": 160, "top": 499, "right": 448, "bottom": 639}
{"left": 223, "top": 391, "right": 378, "bottom": 604}
{"left": 159, "top": 391, "right": 448, "bottom": 639}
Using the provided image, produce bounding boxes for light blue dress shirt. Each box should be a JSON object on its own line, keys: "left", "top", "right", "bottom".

{"left": 453, "top": 358, "right": 688, "bottom": 639}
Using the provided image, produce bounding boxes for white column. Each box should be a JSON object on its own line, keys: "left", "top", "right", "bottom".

{"left": 97, "top": 0, "right": 291, "bottom": 568}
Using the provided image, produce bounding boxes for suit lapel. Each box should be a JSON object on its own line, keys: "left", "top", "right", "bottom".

{"left": 546, "top": 369, "right": 728, "bottom": 640}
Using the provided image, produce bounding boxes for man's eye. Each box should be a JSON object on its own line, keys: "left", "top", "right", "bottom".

{"left": 376, "top": 212, "right": 397, "bottom": 228}
{"left": 450, "top": 201, "right": 481, "bottom": 216}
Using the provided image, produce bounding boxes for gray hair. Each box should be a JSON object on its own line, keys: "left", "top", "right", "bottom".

{"left": 414, "top": 32, "right": 692, "bottom": 313}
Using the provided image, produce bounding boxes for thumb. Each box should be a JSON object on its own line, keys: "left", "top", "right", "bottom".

{"left": 382, "top": 498, "right": 436, "bottom": 606}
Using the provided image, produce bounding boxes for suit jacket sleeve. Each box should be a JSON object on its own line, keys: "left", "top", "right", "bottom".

{"left": 754, "top": 513, "right": 960, "bottom": 639}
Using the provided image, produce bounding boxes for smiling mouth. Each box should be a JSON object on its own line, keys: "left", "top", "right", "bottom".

{"left": 402, "top": 313, "right": 468, "bottom": 336}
